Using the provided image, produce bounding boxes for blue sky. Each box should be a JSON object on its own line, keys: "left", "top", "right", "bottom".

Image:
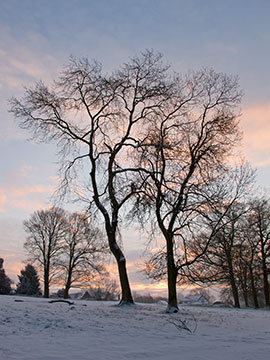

{"left": 1, "top": 0, "right": 270, "bottom": 293}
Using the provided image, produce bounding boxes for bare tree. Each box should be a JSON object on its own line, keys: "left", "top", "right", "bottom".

{"left": 57, "top": 212, "right": 108, "bottom": 299}
{"left": 134, "top": 70, "right": 243, "bottom": 312}
{"left": 236, "top": 220, "right": 261, "bottom": 308}
{"left": 179, "top": 165, "right": 255, "bottom": 308}
{"left": 23, "top": 207, "right": 67, "bottom": 298}
{"left": 9, "top": 50, "right": 173, "bottom": 304}
{"left": 248, "top": 196, "right": 270, "bottom": 307}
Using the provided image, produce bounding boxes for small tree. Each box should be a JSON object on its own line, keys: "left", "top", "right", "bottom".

{"left": 0, "top": 258, "right": 12, "bottom": 295}
{"left": 56, "top": 212, "right": 108, "bottom": 299}
{"left": 16, "top": 264, "right": 41, "bottom": 296}
{"left": 23, "top": 207, "right": 67, "bottom": 298}
{"left": 88, "top": 278, "right": 120, "bottom": 301}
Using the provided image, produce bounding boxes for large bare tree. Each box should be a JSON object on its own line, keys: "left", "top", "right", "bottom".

{"left": 134, "top": 71, "right": 244, "bottom": 311}
{"left": 10, "top": 50, "right": 173, "bottom": 304}
{"left": 23, "top": 207, "right": 67, "bottom": 298}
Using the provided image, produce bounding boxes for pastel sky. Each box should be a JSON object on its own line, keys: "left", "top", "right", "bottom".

{"left": 1, "top": 0, "right": 270, "bottom": 294}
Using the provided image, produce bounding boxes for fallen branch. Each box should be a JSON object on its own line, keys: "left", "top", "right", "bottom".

{"left": 48, "top": 299, "right": 74, "bottom": 305}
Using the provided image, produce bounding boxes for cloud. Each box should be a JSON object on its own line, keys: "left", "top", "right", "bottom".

{"left": 0, "top": 31, "right": 62, "bottom": 142}
{"left": 17, "top": 165, "right": 33, "bottom": 178}
{"left": 10, "top": 184, "right": 54, "bottom": 198}
{"left": 241, "top": 103, "right": 270, "bottom": 166}
{"left": 0, "top": 188, "right": 7, "bottom": 212}
{"left": 0, "top": 31, "right": 60, "bottom": 89}
{"left": 0, "top": 183, "right": 55, "bottom": 214}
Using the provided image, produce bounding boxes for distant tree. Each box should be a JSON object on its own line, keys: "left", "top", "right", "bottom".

{"left": 56, "top": 212, "right": 108, "bottom": 299}
{"left": 0, "top": 258, "right": 12, "bottom": 295}
{"left": 16, "top": 264, "right": 41, "bottom": 296}
{"left": 87, "top": 278, "right": 120, "bottom": 301}
{"left": 187, "top": 287, "right": 215, "bottom": 304}
{"left": 185, "top": 201, "right": 249, "bottom": 308}
{"left": 23, "top": 207, "right": 67, "bottom": 298}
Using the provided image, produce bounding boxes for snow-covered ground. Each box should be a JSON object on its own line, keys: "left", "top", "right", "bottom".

{"left": 0, "top": 295, "right": 269, "bottom": 360}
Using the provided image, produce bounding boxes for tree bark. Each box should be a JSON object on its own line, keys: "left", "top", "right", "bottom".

{"left": 227, "top": 257, "right": 240, "bottom": 308}
{"left": 108, "top": 232, "right": 134, "bottom": 305}
{"left": 262, "top": 256, "right": 270, "bottom": 307}
{"left": 166, "top": 236, "right": 178, "bottom": 312}
{"left": 64, "top": 271, "right": 72, "bottom": 299}
{"left": 44, "top": 267, "right": 50, "bottom": 298}
{"left": 249, "top": 266, "right": 259, "bottom": 309}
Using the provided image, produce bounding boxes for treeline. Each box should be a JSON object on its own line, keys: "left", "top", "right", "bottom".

{"left": 145, "top": 193, "right": 270, "bottom": 309}
{"left": 0, "top": 208, "right": 110, "bottom": 298}
{"left": 22, "top": 207, "right": 108, "bottom": 298}
{"left": 9, "top": 50, "right": 269, "bottom": 311}
{"left": 184, "top": 196, "right": 270, "bottom": 308}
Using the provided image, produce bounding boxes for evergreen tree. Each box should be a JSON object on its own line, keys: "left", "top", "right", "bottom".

{"left": 0, "top": 258, "right": 12, "bottom": 294}
{"left": 16, "top": 264, "right": 41, "bottom": 296}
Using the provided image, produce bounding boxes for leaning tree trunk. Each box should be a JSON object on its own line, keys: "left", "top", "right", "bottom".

{"left": 166, "top": 236, "right": 178, "bottom": 312}
{"left": 108, "top": 231, "right": 134, "bottom": 305}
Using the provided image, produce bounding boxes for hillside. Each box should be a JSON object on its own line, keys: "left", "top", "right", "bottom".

{"left": 0, "top": 295, "right": 269, "bottom": 359}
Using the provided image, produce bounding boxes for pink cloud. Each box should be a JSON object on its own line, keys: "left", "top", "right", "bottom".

{"left": 241, "top": 103, "right": 270, "bottom": 166}
{"left": 0, "top": 184, "right": 55, "bottom": 213}
{"left": 0, "top": 189, "right": 7, "bottom": 213}
{"left": 10, "top": 184, "right": 54, "bottom": 198}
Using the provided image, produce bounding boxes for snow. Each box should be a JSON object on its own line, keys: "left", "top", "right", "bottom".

{"left": 1, "top": 295, "right": 270, "bottom": 360}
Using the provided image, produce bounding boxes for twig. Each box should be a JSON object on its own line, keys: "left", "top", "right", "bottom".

{"left": 168, "top": 313, "right": 197, "bottom": 334}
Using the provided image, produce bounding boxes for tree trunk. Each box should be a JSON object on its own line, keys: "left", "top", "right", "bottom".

{"left": 230, "top": 276, "right": 240, "bottom": 308}
{"left": 262, "top": 257, "right": 270, "bottom": 307}
{"left": 117, "top": 259, "right": 134, "bottom": 305}
{"left": 242, "top": 286, "right": 249, "bottom": 307}
{"left": 166, "top": 236, "right": 178, "bottom": 312}
{"left": 108, "top": 233, "right": 134, "bottom": 305}
{"left": 64, "top": 270, "right": 72, "bottom": 299}
{"left": 44, "top": 267, "right": 50, "bottom": 298}
{"left": 249, "top": 266, "right": 259, "bottom": 309}
{"left": 240, "top": 271, "right": 249, "bottom": 307}
{"left": 227, "top": 257, "right": 240, "bottom": 308}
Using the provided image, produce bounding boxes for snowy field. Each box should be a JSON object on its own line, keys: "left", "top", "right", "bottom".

{"left": 0, "top": 295, "right": 270, "bottom": 360}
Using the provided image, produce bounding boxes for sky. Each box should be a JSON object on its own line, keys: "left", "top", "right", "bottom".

{"left": 0, "top": 0, "right": 270, "bottom": 295}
